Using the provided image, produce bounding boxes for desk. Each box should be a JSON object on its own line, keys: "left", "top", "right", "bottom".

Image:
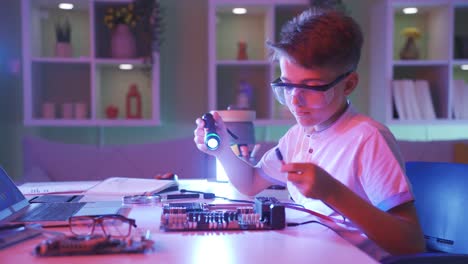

{"left": 0, "top": 180, "right": 379, "bottom": 264}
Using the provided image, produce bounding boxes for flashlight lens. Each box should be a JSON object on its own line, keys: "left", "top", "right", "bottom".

{"left": 206, "top": 137, "right": 220, "bottom": 150}
{"left": 205, "top": 132, "right": 220, "bottom": 150}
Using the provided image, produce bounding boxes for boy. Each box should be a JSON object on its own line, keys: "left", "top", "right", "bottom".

{"left": 193, "top": 7, "right": 424, "bottom": 260}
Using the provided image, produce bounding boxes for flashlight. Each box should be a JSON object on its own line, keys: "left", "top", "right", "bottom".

{"left": 202, "top": 113, "right": 221, "bottom": 150}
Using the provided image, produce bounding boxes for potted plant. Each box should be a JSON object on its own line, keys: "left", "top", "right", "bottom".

{"left": 55, "top": 18, "right": 72, "bottom": 57}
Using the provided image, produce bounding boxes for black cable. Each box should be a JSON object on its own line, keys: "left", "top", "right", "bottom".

{"left": 179, "top": 189, "right": 254, "bottom": 204}
{"left": 287, "top": 220, "right": 338, "bottom": 233}
{"left": 280, "top": 202, "right": 304, "bottom": 208}
{"left": 216, "top": 197, "right": 254, "bottom": 204}
{"left": 287, "top": 220, "right": 321, "bottom": 227}
{"left": 282, "top": 204, "right": 341, "bottom": 223}
{"left": 287, "top": 220, "right": 341, "bottom": 237}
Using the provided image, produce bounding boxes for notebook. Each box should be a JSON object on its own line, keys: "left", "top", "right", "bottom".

{"left": 85, "top": 177, "right": 178, "bottom": 195}
{"left": 0, "top": 167, "right": 123, "bottom": 227}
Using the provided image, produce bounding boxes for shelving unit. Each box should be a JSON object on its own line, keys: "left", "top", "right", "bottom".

{"left": 21, "top": 0, "right": 160, "bottom": 126}
{"left": 208, "top": 0, "right": 308, "bottom": 125}
{"left": 370, "top": 0, "right": 468, "bottom": 126}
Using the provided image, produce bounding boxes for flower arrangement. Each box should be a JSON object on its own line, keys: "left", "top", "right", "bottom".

{"left": 55, "top": 18, "right": 71, "bottom": 43}
{"left": 104, "top": 4, "right": 138, "bottom": 29}
{"left": 134, "top": 0, "right": 163, "bottom": 53}
{"left": 401, "top": 27, "right": 421, "bottom": 39}
{"left": 104, "top": 0, "right": 163, "bottom": 61}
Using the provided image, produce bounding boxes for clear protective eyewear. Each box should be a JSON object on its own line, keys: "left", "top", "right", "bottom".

{"left": 69, "top": 214, "right": 137, "bottom": 238}
{"left": 270, "top": 70, "right": 353, "bottom": 106}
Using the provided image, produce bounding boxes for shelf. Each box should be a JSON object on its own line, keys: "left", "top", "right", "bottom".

{"left": 454, "top": 5, "right": 468, "bottom": 59}
{"left": 371, "top": 0, "right": 468, "bottom": 126}
{"left": 31, "top": 57, "right": 91, "bottom": 63}
{"left": 30, "top": 61, "right": 91, "bottom": 120}
{"left": 22, "top": 0, "right": 160, "bottom": 126}
{"left": 208, "top": 0, "right": 308, "bottom": 125}
{"left": 392, "top": 60, "right": 449, "bottom": 66}
{"left": 96, "top": 64, "right": 153, "bottom": 120}
{"left": 392, "top": 3, "right": 450, "bottom": 61}
{"left": 215, "top": 5, "right": 270, "bottom": 61}
{"left": 27, "top": 119, "right": 158, "bottom": 127}
{"left": 28, "top": 0, "right": 91, "bottom": 58}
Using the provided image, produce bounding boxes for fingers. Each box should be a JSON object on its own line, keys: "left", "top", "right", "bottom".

{"left": 211, "top": 111, "right": 227, "bottom": 131}
{"left": 194, "top": 117, "right": 209, "bottom": 152}
{"left": 281, "top": 163, "right": 305, "bottom": 177}
{"left": 193, "top": 112, "right": 228, "bottom": 153}
{"left": 195, "top": 117, "right": 205, "bottom": 129}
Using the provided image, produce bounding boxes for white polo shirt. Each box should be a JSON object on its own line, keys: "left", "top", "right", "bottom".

{"left": 258, "top": 104, "right": 413, "bottom": 260}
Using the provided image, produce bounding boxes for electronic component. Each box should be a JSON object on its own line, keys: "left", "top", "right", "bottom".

{"left": 255, "top": 197, "right": 286, "bottom": 230}
{"left": 35, "top": 234, "right": 154, "bottom": 256}
{"left": 160, "top": 198, "right": 285, "bottom": 231}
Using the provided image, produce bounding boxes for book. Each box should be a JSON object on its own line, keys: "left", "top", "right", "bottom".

{"left": 453, "top": 80, "right": 465, "bottom": 119}
{"left": 414, "top": 80, "right": 436, "bottom": 120}
{"left": 85, "top": 177, "right": 178, "bottom": 195}
{"left": 401, "top": 79, "right": 422, "bottom": 120}
{"left": 19, "top": 181, "right": 100, "bottom": 195}
{"left": 392, "top": 80, "right": 407, "bottom": 120}
{"left": 463, "top": 82, "right": 468, "bottom": 119}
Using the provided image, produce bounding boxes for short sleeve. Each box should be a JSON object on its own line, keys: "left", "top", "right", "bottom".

{"left": 359, "top": 129, "right": 414, "bottom": 211}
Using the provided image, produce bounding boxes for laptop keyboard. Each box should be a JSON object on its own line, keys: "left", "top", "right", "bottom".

{"left": 18, "top": 202, "right": 86, "bottom": 221}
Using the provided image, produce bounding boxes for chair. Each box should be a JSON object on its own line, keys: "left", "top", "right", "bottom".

{"left": 381, "top": 161, "right": 468, "bottom": 264}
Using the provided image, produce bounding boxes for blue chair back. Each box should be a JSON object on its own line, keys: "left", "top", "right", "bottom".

{"left": 405, "top": 161, "right": 468, "bottom": 254}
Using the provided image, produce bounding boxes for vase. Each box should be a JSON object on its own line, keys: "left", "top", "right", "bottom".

{"left": 111, "top": 24, "right": 136, "bottom": 58}
{"left": 237, "top": 41, "right": 248, "bottom": 60}
{"left": 126, "top": 84, "right": 142, "bottom": 119}
{"left": 399, "top": 36, "right": 420, "bottom": 60}
{"left": 55, "top": 42, "right": 72, "bottom": 57}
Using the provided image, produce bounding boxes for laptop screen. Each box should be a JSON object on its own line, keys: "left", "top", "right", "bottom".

{"left": 0, "top": 167, "right": 28, "bottom": 221}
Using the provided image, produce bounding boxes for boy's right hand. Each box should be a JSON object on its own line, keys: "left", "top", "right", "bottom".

{"left": 193, "top": 111, "right": 230, "bottom": 155}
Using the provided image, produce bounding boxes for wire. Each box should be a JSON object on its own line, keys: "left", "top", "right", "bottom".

{"left": 287, "top": 220, "right": 323, "bottom": 227}
{"left": 179, "top": 189, "right": 254, "bottom": 204}
{"left": 287, "top": 220, "right": 342, "bottom": 236}
{"left": 180, "top": 189, "right": 344, "bottom": 223}
{"left": 282, "top": 204, "right": 344, "bottom": 224}
{"left": 216, "top": 196, "right": 254, "bottom": 204}
{"left": 281, "top": 202, "right": 304, "bottom": 208}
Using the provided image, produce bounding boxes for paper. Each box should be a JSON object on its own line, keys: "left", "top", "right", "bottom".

{"left": 19, "top": 181, "right": 100, "bottom": 195}
{"left": 85, "top": 177, "right": 178, "bottom": 195}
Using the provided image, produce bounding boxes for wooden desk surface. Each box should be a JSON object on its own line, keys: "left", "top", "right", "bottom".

{"left": 0, "top": 180, "right": 379, "bottom": 264}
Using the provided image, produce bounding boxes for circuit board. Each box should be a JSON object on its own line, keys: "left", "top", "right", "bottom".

{"left": 160, "top": 197, "right": 285, "bottom": 231}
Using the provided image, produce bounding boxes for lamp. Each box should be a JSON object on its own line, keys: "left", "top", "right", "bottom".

{"left": 216, "top": 110, "right": 256, "bottom": 181}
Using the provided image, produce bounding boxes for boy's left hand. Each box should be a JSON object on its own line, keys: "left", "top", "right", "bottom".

{"left": 281, "top": 162, "right": 338, "bottom": 201}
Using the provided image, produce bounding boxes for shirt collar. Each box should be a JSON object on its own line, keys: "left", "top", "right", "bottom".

{"left": 304, "top": 99, "right": 350, "bottom": 135}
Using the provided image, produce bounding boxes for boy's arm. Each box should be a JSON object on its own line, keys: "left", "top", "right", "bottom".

{"left": 284, "top": 161, "right": 425, "bottom": 255}
{"left": 216, "top": 146, "right": 273, "bottom": 196}
{"left": 325, "top": 180, "right": 425, "bottom": 255}
{"left": 194, "top": 112, "right": 273, "bottom": 196}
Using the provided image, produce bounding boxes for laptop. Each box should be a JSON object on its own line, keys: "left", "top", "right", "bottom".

{"left": 0, "top": 167, "right": 124, "bottom": 227}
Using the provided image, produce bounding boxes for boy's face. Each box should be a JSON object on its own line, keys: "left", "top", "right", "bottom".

{"left": 278, "top": 57, "right": 355, "bottom": 128}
